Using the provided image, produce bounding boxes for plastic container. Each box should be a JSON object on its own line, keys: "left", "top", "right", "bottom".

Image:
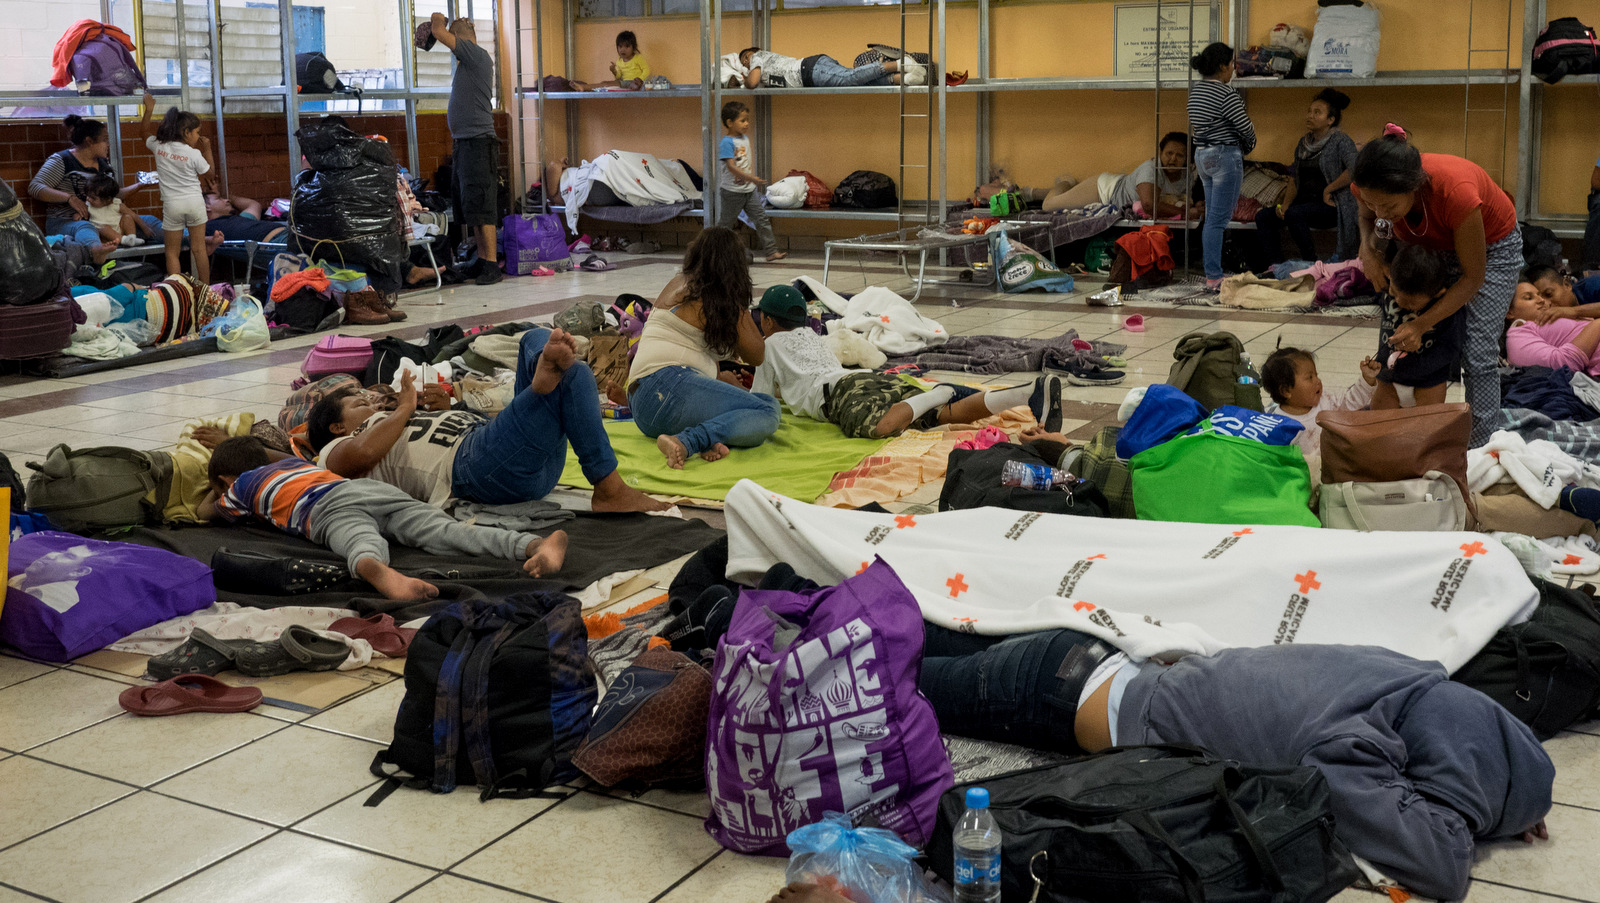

{"left": 953, "top": 787, "right": 1001, "bottom": 903}
{"left": 1000, "top": 460, "right": 1073, "bottom": 491}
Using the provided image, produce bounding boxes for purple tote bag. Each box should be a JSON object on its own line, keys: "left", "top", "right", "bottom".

{"left": 2, "top": 532, "right": 214, "bottom": 662}
{"left": 704, "top": 559, "right": 953, "bottom": 856}
{"left": 501, "top": 213, "right": 569, "bottom": 275}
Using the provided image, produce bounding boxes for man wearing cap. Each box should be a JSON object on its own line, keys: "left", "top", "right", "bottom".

{"left": 429, "top": 11, "right": 502, "bottom": 286}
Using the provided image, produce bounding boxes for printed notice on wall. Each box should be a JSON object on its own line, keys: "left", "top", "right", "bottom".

{"left": 1115, "top": 4, "right": 1207, "bottom": 79}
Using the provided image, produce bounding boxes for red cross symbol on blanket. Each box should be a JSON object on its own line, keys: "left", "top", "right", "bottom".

{"left": 879, "top": 315, "right": 892, "bottom": 323}
{"left": 857, "top": 561, "right": 871, "bottom": 575}
{"left": 1233, "top": 528, "right": 1253, "bottom": 536}
{"left": 1563, "top": 554, "right": 1585, "bottom": 566}
{"left": 947, "top": 574, "right": 969, "bottom": 597}
{"left": 1085, "top": 554, "right": 1106, "bottom": 560}
{"left": 1294, "top": 571, "right": 1322, "bottom": 594}
{"left": 1460, "top": 541, "right": 1487, "bottom": 558}
{"left": 1073, "top": 601, "right": 1096, "bottom": 612}
{"left": 894, "top": 515, "right": 917, "bottom": 529}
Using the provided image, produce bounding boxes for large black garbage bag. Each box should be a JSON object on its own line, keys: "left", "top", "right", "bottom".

{"left": 290, "top": 121, "right": 407, "bottom": 291}
{"left": 0, "top": 178, "right": 63, "bottom": 306}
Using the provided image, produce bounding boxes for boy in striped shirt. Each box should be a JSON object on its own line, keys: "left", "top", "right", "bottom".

{"left": 200, "top": 437, "right": 567, "bottom": 600}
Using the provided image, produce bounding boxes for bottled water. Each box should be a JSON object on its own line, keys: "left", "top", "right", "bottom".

{"left": 953, "top": 787, "right": 1002, "bottom": 903}
{"left": 1000, "top": 459, "right": 1072, "bottom": 490}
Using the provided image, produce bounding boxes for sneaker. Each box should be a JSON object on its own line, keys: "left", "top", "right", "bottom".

{"left": 902, "top": 62, "right": 929, "bottom": 86}
{"left": 1026, "top": 376, "right": 1064, "bottom": 432}
{"left": 1204, "top": 277, "right": 1224, "bottom": 292}
{"left": 475, "top": 265, "right": 505, "bottom": 286}
{"left": 1062, "top": 363, "right": 1125, "bottom": 387}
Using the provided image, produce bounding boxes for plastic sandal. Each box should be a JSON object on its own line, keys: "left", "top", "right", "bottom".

{"left": 327, "top": 613, "right": 417, "bottom": 658}
{"left": 234, "top": 625, "right": 351, "bottom": 677}
{"left": 119, "top": 675, "right": 263, "bottom": 716}
{"left": 530, "top": 266, "right": 556, "bottom": 276}
{"left": 578, "top": 254, "right": 615, "bottom": 272}
{"left": 1123, "top": 314, "right": 1146, "bottom": 333}
{"left": 145, "top": 629, "right": 252, "bottom": 681}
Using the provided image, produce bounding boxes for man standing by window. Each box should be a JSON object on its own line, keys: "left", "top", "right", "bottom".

{"left": 430, "top": 12, "right": 502, "bottom": 285}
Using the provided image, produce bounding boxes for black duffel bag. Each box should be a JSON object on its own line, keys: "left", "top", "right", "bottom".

{"left": 0, "top": 177, "right": 62, "bottom": 306}
{"left": 940, "top": 442, "right": 1108, "bottom": 518}
{"left": 1531, "top": 17, "right": 1598, "bottom": 84}
{"left": 832, "top": 169, "right": 897, "bottom": 209}
{"left": 1452, "top": 578, "right": 1600, "bottom": 740}
{"left": 927, "top": 745, "right": 1359, "bottom": 903}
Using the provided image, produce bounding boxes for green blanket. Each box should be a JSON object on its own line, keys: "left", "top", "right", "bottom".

{"left": 560, "top": 412, "right": 890, "bottom": 502}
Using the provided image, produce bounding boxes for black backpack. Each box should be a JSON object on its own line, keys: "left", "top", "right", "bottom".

{"left": 939, "top": 442, "right": 1109, "bottom": 518}
{"left": 369, "top": 594, "right": 598, "bottom": 802}
{"left": 274, "top": 287, "right": 341, "bottom": 335}
{"left": 362, "top": 335, "right": 430, "bottom": 386}
{"left": 832, "top": 170, "right": 897, "bottom": 209}
{"left": 1452, "top": 578, "right": 1600, "bottom": 740}
{"left": 1520, "top": 222, "right": 1564, "bottom": 271}
{"left": 1532, "top": 17, "right": 1599, "bottom": 84}
{"left": 295, "top": 51, "right": 345, "bottom": 93}
{"left": 927, "top": 746, "right": 1360, "bottom": 903}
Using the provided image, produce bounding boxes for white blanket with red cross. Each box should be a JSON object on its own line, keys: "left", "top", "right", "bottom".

{"left": 722, "top": 480, "right": 1539, "bottom": 673}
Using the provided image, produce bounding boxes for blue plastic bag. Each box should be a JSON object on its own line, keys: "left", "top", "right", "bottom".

{"left": 785, "top": 813, "right": 949, "bottom": 903}
{"left": 1185, "top": 405, "right": 1304, "bottom": 446}
{"left": 1117, "top": 384, "right": 1208, "bottom": 459}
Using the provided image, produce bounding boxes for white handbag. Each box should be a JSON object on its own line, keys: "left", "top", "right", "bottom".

{"left": 1319, "top": 470, "right": 1469, "bottom": 532}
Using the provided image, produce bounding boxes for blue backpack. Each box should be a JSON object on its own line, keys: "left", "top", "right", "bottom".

{"left": 69, "top": 33, "right": 147, "bottom": 96}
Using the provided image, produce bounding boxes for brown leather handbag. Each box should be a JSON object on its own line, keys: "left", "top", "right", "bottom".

{"left": 1317, "top": 403, "right": 1476, "bottom": 525}
{"left": 571, "top": 646, "right": 711, "bottom": 789}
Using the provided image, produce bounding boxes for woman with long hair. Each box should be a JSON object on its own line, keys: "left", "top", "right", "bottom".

{"left": 1187, "top": 42, "right": 1256, "bottom": 289}
{"left": 628, "top": 227, "right": 781, "bottom": 468}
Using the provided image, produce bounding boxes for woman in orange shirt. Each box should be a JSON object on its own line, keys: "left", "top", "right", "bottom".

{"left": 1351, "top": 125, "right": 1522, "bottom": 447}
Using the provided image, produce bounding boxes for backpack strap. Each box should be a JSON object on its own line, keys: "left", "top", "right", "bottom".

{"left": 431, "top": 605, "right": 483, "bottom": 793}
{"left": 461, "top": 614, "right": 522, "bottom": 791}
{"left": 1167, "top": 332, "right": 1209, "bottom": 391}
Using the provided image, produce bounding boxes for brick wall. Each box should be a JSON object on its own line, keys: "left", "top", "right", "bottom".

{"left": 1, "top": 111, "right": 510, "bottom": 226}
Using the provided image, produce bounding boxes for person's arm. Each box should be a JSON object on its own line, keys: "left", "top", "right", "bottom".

{"left": 1278, "top": 176, "right": 1298, "bottom": 213}
{"left": 230, "top": 195, "right": 262, "bottom": 218}
{"left": 733, "top": 312, "right": 767, "bottom": 365}
{"left": 430, "top": 12, "right": 458, "bottom": 51}
{"left": 1506, "top": 321, "right": 1600, "bottom": 371}
{"left": 27, "top": 153, "right": 87, "bottom": 218}
{"left": 1323, "top": 170, "right": 1352, "bottom": 207}
{"left": 136, "top": 91, "right": 157, "bottom": 139}
{"left": 1591, "top": 162, "right": 1600, "bottom": 193}
{"left": 1354, "top": 188, "right": 1388, "bottom": 291}
{"left": 322, "top": 378, "right": 420, "bottom": 478}
{"left": 1535, "top": 302, "right": 1600, "bottom": 324}
{"left": 1223, "top": 88, "right": 1257, "bottom": 154}
{"left": 634, "top": 55, "right": 651, "bottom": 82}
{"left": 1387, "top": 210, "right": 1487, "bottom": 353}
{"left": 744, "top": 66, "right": 762, "bottom": 89}
{"left": 196, "top": 487, "right": 220, "bottom": 522}
{"left": 726, "top": 159, "right": 765, "bottom": 188}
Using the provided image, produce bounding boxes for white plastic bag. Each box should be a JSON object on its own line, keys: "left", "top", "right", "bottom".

{"left": 215, "top": 295, "right": 270, "bottom": 353}
{"left": 766, "top": 175, "right": 806, "bottom": 209}
{"left": 1306, "top": 3, "right": 1381, "bottom": 78}
{"left": 1268, "top": 23, "right": 1310, "bottom": 57}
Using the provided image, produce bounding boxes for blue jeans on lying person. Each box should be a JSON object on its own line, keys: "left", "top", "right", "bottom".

{"left": 47, "top": 215, "right": 164, "bottom": 246}
{"left": 628, "top": 366, "right": 781, "bottom": 458}
{"left": 451, "top": 328, "right": 620, "bottom": 504}
{"left": 807, "top": 55, "right": 894, "bottom": 87}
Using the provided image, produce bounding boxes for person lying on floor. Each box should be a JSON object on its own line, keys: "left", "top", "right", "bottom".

{"left": 1506, "top": 279, "right": 1600, "bottom": 376}
{"left": 1513, "top": 263, "right": 1600, "bottom": 324}
{"left": 200, "top": 435, "right": 568, "bottom": 600}
{"left": 752, "top": 284, "right": 1064, "bottom": 437}
{"left": 306, "top": 333, "right": 669, "bottom": 512}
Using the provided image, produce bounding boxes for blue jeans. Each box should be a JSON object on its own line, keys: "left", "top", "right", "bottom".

{"left": 46, "top": 215, "right": 163, "bottom": 245}
{"left": 807, "top": 55, "right": 893, "bottom": 87}
{"left": 628, "top": 366, "right": 781, "bottom": 457}
{"left": 919, "top": 626, "right": 1116, "bottom": 755}
{"left": 1195, "top": 145, "right": 1243, "bottom": 280}
{"left": 451, "top": 328, "right": 620, "bottom": 504}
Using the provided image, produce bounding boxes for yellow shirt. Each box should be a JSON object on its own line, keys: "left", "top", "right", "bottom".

{"left": 616, "top": 54, "right": 651, "bottom": 82}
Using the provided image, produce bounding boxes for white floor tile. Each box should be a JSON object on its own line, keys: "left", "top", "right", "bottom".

{"left": 31, "top": 710, "right": 283, "bottom": 787}
{"left": 143, "top": 831, "right": 434, "bottom": 903}
{"left": 153, "top": 725, "right": 384, "bottom": 827}
{"left": 0, "top": 755, "right": 134, "bottom": 849}
{"left": 0, "top": 670, "right": 127, "bottom": 751}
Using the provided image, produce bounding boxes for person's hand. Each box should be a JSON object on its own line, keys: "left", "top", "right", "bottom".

{"left": 191, "top": 425, "right": 230, "bottom": 450}
{"left": 753, "top": 177, "right": 769, "bottom": 189}
{"left": 1360, "top": 356, "right": 1380, "bottom": 386}
{"left": 1322, "top": 187, "right": 1337, "bottom": 207}
{"left": 1522, "top": 821, "right": 1549, "bottom": 844}
{"left": 609, "top": 61, "right": 619, "bottom": 78}
{"left": 1387, "top": 321, "right": 1426, "bottom": 354}
{"left": 430, "top": 11, "right": 447, "bottom": 30}
{"left": 141, "top": 92, "right": 156, "bottom": 113}
{"left": 1532, "top": 306, "right": 1571, "bottom": 326}
{"left": 396, "top": 370, "right": 419, "bottom": 413}
{"left": 1361, "top": 244, "right": 1389, "bottom": 292}
{"left": 717, "top": 369, "right": 747, "bottom": 388}
{"left": 66, "top": 196, "right": 88, "bottom": 219}
{"left": 1190, "top": 202, "right": 1204, "bottom": 221}
{"left": 419, "top": 383, "right": 452, "bottom": 411}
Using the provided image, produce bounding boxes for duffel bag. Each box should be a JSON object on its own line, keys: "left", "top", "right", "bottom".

{"left": 24, "top": 444, "right": 172, "bottom": 532}
{"left": 940, "top": 442, "right": 1108, "bottom": 518}
{"left": 1319, "top": 471, "right": 1469, "bottom": 532}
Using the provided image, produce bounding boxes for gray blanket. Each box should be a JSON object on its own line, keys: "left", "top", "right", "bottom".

{"left": 884, "top": 330, "right": 1126, "bottom": 376}
{"left": 1504, "top": 407, "right": 1600, "bottom": 460}
{"left": 573, "top": 202, "right": 696, "bottom": 225}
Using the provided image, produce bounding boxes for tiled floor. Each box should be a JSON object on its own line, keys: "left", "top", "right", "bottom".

{"left": 0, "top": 250, "right": 1572, "bottom": 903}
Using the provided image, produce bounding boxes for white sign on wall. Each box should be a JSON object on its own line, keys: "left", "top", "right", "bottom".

{"left": 1114, "top": 4, "right": 1209, "bottom": 79}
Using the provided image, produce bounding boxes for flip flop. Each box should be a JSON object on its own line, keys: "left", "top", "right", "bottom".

{"left": 145, "top": 629, "right": 253, "bottom": 681}
{"left": 1123, "top": 314, "right": 1146, "bottom": 333}
{"left": 119, "top": 675, "right": 263, "bottom": 716}
{"left": 578, "top": 254, "right": 615, "bottom": 272}
{"left": 327, "top": 613, "right": 417, "bottom": 658}
{"left": 234, "top": 625, "right": 352, "bottom": 677}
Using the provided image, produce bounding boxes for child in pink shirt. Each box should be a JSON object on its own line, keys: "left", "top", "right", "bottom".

{"left": 1261, "top": 346, "right": 1379, "bottom": 473}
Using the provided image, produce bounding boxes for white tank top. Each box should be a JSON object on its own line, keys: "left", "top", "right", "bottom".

{"left": 629, "top": 308, "right": 723, "bottom": 383}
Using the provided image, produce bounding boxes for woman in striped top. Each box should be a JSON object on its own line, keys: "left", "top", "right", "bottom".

{"left": 1187, "top": 42, "right": 1257, "bottom": 288}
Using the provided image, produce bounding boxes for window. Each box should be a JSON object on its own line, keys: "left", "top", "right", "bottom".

{"left": 414, "top": 0, "right": 498, "bottom": 112}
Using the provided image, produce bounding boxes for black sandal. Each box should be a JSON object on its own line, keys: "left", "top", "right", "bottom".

{"left": 145, "top": 629, "right": 252, "bottom": 681}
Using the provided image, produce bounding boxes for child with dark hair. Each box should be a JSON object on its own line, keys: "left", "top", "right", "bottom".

{"left": 573, "top": 30, "right": 651, "bottom": 90}
{"left": 1252, "top": 86, "right": 1359, "bottom": 267}
{"left": 1372, "top": 243, "right": 1468, "bottom": 410}
{"left": 1260, "top": 346, "right": 1377, "bottom": 471}
{"left": 201, "top": 432, "right": 568, "bottom": 601}
{"left": 138, "top": 93, "right": 221, "bottom": 284}
{"left": 717, "top": 101, "right": 784, "bottom": 263}
{"left": 83, "top": 173, "right": 154, "bottom": 248}
{"left": 1513, "top": 263, "right": 1600, "bottom": 324}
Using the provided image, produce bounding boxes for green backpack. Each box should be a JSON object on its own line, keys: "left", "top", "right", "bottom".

{"left": 1168, "top": 331, "right": 1264, "bottom": 412}
{"left": 24, "top": 445, "right": 173, "bottom": 533}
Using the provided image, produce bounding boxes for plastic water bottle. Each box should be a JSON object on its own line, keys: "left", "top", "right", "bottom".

{"left": 1000, "top": 460, "right": 1071, "bottom": 491}
{"left": 953, "top": 787, "right": 1002, "bottom": 903}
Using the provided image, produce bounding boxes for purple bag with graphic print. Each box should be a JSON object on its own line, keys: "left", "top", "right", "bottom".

{"left": 500, "top": 213, "right": 569, "bottom": 275}
{"left": 704, "top": 559, "right": 953, "bottom": 856}
{"left": 1, "top": 532, "right": 213, "bottom": 662}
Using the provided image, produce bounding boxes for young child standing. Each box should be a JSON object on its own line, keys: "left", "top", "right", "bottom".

{"left": 752, "top": 285, "right": 1060, "bottom": 437}
{"left": 1261, "top": 346, "right": 1378, "bottom": 469}
{"left": 716, "top": 101, "right": 785, "bottom": 263}
{"left": 139, "top": 93, "right": 218, "bottom": 285}
{"left": 84, "top": 174, "right": 154, "bottom": 249}
{"left": 1373, "top": 243, "right": 1467, "bottom": 410}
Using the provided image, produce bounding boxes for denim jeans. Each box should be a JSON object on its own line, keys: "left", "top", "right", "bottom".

{"left": 46, "top": 215, "right": 163, "bottom": 245}
{"left": 807, "top": 55, "right": 893, "bottom": 87}
{"left": 451, "top": 328, "right": 620, "bottom": 504}
{"left": 1195, "top": 145, "right": 1243, "bottom": 280}
{"left": 919, "top": 625, "right": 1116, "bottom": 754}
{"left": 628, "top": 366, "right": 781, "bottom": 458}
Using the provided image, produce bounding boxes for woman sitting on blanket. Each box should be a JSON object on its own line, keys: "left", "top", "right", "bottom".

{"left": 629, "top": 227, "right": 781, "bottom": 469}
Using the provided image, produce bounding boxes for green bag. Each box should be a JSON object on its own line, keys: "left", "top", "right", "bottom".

{"left": 1168, "top": 331, "right": 1264, "bottom": 412}
{"left": 1084, "top": 237, "right": 1116, "bottom": 273}
{"left": 1129, "top": 432, "right": 1318, "bottom": 527}
{"left": 24, "top": 445, "right": 173, "bottom": 533}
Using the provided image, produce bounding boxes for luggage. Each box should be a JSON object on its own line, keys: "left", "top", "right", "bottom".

{"left": 1119, "top": 384, "right": 1210, "bottom": 459}
{"left": 1269, "top": 22, "right": 1311, "bottom": 57}
{"left": 1235, "top": 46, "right": 1302, "bottom": 78}
{"left": 301, "top": 335, "right": 374, "bottom": 379}
{"left": 1167, "top": 331, "right": 1263, "bottom": 412}
{"left": 295, "top": 51, "right": 345, "bottom": 93}
{"left": 0, "top": 178, "right": 63, "bottom": 307}
{"left": 832, "top": 170, "right": 898, "bottom": 209}
{"left": 940, "top": 442, "right": 1109, "bottom": 518}
{"left": 1319, "top": 472, "right": 1470, "bottom": 532}
{"left": 925, "top": 746, "right": 1360, "bottom": 903}
{"left": 363, "top": 335, "right": 430, "bottom": 386}
{"left": 24, "top": 445, "right": 173, "bottom": 533}
{"left": 765, "top": 175, "right": 807, "bottom": 209}
{"left": 1306, "top": 3, "right": 1381, "bottom": 78}
{"left": 1316, "top": 403, "right": 1474, "bottom": 525}
{"left": 705, "top": 560, "right": 952, "bottom": 855}
{"left": 292, "top": 120, "right": 407, "bottom": 291}
{"left": 1, "top": 531, "right": 214, "bottom": 662}
{"left": 370, "top": 593, "right": 597, "bottom": 799}
{"left": 274, "top": 287, "right": 341, "bottom": 335}
{"left": 571, "top": 646, "right": 711, "bottom": 790}
{"left": 501, "top": 213, "right": 570, "bottom": 275}
{"left": 1130, "top": 432, "right": 1320, "bottom": 528}
{"left": 1454, "top": 578, "right": 1600, "bottom": 740}
{"left": 68, "top": 30, "right": 147, "bottom": 96}
{"left": 0, "top": 298, "right": 73, "bottom": 359}
{"left": 552, "top": 300, "right": 608, "bottom": 337}
{"left": 1531, "top": 17, "right": 1598, "bottom": 84}
{"left": 787, "top": 169, "right": 832, "bottom": 208}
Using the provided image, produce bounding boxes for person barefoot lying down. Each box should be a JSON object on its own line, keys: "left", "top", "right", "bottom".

{"left": 199, "top": 436, "right": 567, "bottom": 600}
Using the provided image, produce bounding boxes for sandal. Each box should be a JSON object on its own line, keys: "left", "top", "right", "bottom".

{"left": 327, "top": 613, "right": 417, "bottom": 658}
{"left": 119, "top": 675, "right": 263, "bottom": 716}
{"left": 625, "top": 239, "right": 661, "bottom": 254}
{"left": 145, "top": 629, "right": 253, "bottom": 681}
{"left": 578, "top": 254, "right": 615, "bottom": 272}
{"left": 234, "top": 625, "right": 351, "bottom": 677}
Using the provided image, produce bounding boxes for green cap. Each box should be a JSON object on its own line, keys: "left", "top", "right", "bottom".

{"left": 758, "top": 284, "right": 808, "bottom": 325}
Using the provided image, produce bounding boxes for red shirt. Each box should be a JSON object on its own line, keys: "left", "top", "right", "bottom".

{"left": 1372, "top": 153, "right": 1517, "bottom": 251}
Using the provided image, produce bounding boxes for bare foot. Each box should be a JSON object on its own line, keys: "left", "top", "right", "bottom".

{"left": 699, "top": 443, "right": 730, "bottom": 462}
{"left": 765, "top": 250, "right": 788, "bottom": 262}
{"left": 91, "top": 240, "right": 117, "bottom": 266}
{"left": 356, "top": 559, "right": 440, "bottom": 601}
{"left": 605, "top": 382, "right": 629, "bottom": 406}
{"left": 406, "top": 265, "right": 439, "bottom": 285}
{"left": 523, "top": 529, "right": 569, "bottom": 577}
{"left": 657, "top": 434, "right": 688, "bottom": 469}
{"left": 204, "top": 231, "right": 225, "bottom": 254}
{"left": 590, "top": 470, "right": 671, "bottom": 513}
{"left": 531, "top": 331, "right": 576, "bottom": 394}
{"left": 768, "top": 882, "right": 853, "bottom": 903}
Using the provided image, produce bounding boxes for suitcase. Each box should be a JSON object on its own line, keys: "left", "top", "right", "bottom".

{"left": 0, "top": 299, "right": 72, "bottom": 359}
{"left": 301, "top": 334, "right": 374, "bottom": 379}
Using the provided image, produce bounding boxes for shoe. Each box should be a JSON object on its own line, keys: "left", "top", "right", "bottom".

{"left": 145, "top": 629, "right": 252, "bottom": 681}
{"left": 475, "top": 265, "right": 505, "bottom": 286}
{"left": 119, "top": 675, "right": 263, "bottom": 716}
{"left": 381, "top": 295, "right": 408, "bottom": 321}
{"left": 1204, "top": 277, "right": 1224, "bottom": 292}
{"left": 1026, "top": 376, "right": 1064, "bottom": 432}
{"left": 234, "top": 625, "right": 351, "bottom": 677}
{"left": 341, "top": 288, "right": 391, "bottom": 325}
{"left": 1063, "top": 363, "right": 1126, "bottom": 387}
{"left": 902, "top": 62, "right": 928, "bottom": 86}
{"left": 119, "top": 235, "right": 143, "bottom": 247}
{"left": 569, "top": 234, "right": 592, "bottom": 253}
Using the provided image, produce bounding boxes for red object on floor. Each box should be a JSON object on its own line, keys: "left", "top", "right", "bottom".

{"left": 327, "top": 613, "right": 418, "bottom": 658}
{"left": 119, "top": 675, "right": 264, "bottom": 716}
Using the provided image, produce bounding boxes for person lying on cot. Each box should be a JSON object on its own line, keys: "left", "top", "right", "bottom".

{"left": 736, "top": 46, "right": 927, "bottom": 89}
{"left": 305, "top": 332, "right": 670, "bottom": 513}
{"left": 200, "top": 434, "right": 566, "bottom": 601}
{"left": 751, "top": 284, "right": 1065, "bottom": 437}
